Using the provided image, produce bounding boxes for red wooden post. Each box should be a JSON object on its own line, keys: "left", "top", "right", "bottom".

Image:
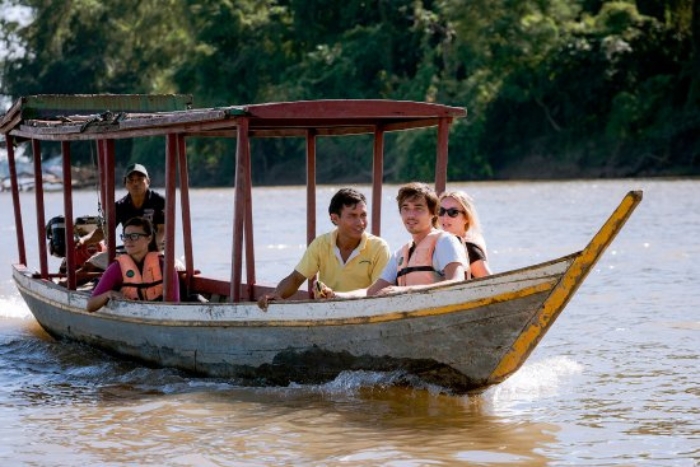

{"left": 31, "top": 139, "right": 48, "bottom": 279}
{"left": 103, "top": 140, "right": 117, "bottom": 262}
{"left": 230, "top": 118, "right": 250, "bottom": 302}
{"left": 305, "top": 130, "right": 317, "bottom": 297}
{"left": 61, "top": 141, "right": 77, "bottom": 290}
{"left": 306, "top": 130, "right": 317, "bottom": 245}
{"left": 435, "top": 117, "right": 452, "bottom": 195}
{"left": 5, "top": 135, "right": 27, "bottom": 266}
{"left": 177, "top": 135, "right": 195, "bottom": 285}
{"left": 243, "top": 135, "right": 256, "bottom": 300}
{"left": 371, "top": 126, "right": 385, "bottom": 236}
{"left": 164, "top": 134, "right": 178, "bottom": 301}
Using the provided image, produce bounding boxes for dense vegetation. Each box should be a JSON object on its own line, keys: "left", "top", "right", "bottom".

{"left": 1, "top": 0, "right": 698, "bottom": 185}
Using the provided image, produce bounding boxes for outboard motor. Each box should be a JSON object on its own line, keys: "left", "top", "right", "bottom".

{"left": 46, "top": 215, "right": 67, "bottom": 258}
{"left": 74, "top": 215, "right": 102, "bottom": 236}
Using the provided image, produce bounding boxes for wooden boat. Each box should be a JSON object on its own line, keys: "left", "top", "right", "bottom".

{"left": 1, "top": 95, "right": 642, "bottom": 394}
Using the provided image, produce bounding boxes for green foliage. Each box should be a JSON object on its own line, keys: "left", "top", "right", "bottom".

{"left": 1, "top": 0, "right": 698, "bottom": 181}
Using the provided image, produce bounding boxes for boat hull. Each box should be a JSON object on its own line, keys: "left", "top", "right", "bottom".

{"left": 14, "top": 190, "right": 643, "bottom": 394}
{"left": 15, "top": 256, "right": 571, "bottom": 394}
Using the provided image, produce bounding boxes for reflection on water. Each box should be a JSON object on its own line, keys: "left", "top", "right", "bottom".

{"left": 1, "top": 179, "right": 700, "bottom": 466}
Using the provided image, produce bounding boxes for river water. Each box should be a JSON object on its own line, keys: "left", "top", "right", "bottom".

{"left": 1, "top": 179, "right": 698, "bottom": 466}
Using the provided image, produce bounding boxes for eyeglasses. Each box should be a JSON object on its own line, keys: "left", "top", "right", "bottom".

{"left": 438, "top": 207, "right": 465, "bottom": 218}
{"left": 120, "top": 232, "right": 149, "bottom": 242}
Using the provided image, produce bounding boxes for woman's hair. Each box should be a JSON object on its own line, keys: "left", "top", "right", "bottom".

{"left": 439, "top": 190, "right": 487, "bottom": 254}
{"left": 397, "top": 182, "right": 440, "bottom": 228}
{"left": 123, "top": 217, "right": 159, "bottom": 252}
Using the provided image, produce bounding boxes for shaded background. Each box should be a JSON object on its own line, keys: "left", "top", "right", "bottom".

{"left": 1, "top": 0, "right": 698, "bottom": 186}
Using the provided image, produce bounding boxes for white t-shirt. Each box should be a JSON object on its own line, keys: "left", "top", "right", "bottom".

{"left": 379, "top": 231, "right": 467, "bottom": 284}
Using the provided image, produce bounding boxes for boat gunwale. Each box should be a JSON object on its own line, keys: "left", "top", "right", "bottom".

{"left": 13, "top": 251, "right": 576, "bottom": 327}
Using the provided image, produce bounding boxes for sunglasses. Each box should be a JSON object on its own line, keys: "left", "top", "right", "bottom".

{"left": 120, "top": 232, "right": 149, "bottom": 242}
{"left": 438, "top": 207, "right": 465, "bottom": 218}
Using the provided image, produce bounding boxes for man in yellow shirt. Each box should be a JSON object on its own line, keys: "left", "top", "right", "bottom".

{"left": 257, "top": 188, "right": 390, "bottom": 310}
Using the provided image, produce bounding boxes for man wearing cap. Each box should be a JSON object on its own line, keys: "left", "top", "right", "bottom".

{"left": 115, "top": 163, "right": 166, "bottom": 245}
{"left": 77, "top": 163, "right": 166, "bottom": 270}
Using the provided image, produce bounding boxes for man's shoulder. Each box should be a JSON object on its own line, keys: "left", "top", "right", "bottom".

{"left": 303, "top": 232, "right": 334, "bottom": 255}
{"left": 115, "top": 193, "right": 130, "bottom": 206}
{"left": 430, "top": 231, "right": 464, "bottom": 256}
{"left": 310, "top": 231, "right": 335, "bottom": 245}
{"left": 147, "top": 189, "right": 166, "bottom": 203}
{"left": 364, "top": 233, "right": 390, "bottom": 248}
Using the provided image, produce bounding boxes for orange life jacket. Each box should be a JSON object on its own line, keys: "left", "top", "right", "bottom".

{"left": 116, "top": 252, "right": 164, "bottom": 301}
{"left": 396, "top": 231, "right": 443, "bottom": 286}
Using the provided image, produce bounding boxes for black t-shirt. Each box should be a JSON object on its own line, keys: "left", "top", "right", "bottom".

{"left": 115, "top": 189, "right": 166, "bottom": 228}
{"left": 465, "top": 241, "right": 486, "bottom": 264}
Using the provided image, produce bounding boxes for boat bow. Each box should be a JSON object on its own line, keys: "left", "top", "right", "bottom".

{"left": 488, "top": 190, "right": 643, "bottom": 383}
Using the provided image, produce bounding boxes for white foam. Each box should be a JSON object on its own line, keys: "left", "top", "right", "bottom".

{"left": 485, "top": 356, "right": 583, "bottom": 407}
{"left": 0, "top": 296, "right": 32, "bottom": 319}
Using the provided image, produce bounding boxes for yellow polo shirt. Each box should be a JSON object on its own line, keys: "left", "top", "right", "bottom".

{"left": 295, "top": 230, "right": 391, "bottom": 292}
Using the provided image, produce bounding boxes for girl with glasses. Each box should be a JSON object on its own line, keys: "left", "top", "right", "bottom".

{"left": 86, "top": 217, "right": 180, "bottom": 312}
{"left": 438, "top": 191, "right": 492, "bottom": 279}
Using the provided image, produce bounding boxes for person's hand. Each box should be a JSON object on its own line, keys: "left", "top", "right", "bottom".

{"left": 87, "top": 290, "right": 124, "bottom": 313}
{"left": 375, "top": 285, "right": 406, "bottom": 296}
{"left": 257, "top": 293, "right": 280, "bottom": 311}
{"left": 104, "top": 290, "right": 124, "bottom": 302}
{"left": 313, "top": 281, "right": 334, "bottom": 300}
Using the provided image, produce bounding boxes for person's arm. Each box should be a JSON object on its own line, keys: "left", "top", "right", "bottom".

{"left": 369, "top": 239, "right": 392, "bottom": 283}
{"left": 79, "top": 226, "right": 105, "bottom": 247}
{"left": 441, "top": 261, "right": 466, "bottom": 281}
{"left": 329, "top": 277, "right": 393, "bottom": 299}
{"left": 373, "top": 236, "right": 466, "bottom": 296}
{"left": 366, "top": 278, "right": 393, "bottom": 296}
{"left": 86, "top": 263, "right": 123, "bottom": 312}
{"left": 373, "top": 263, "right": 465, "bottom": 296}
{"left": 257, "top": 270, "right": 307, "bottom": 310}
{"left": 465, "top": 242, "right": 491, "bottom": 278}
{"left": 86, "top": 289, "right": 123, "bottom": 313}
{"left": 328, "top": 277, "right": 392, "bottom": 299}
{"left": 333, "top": 253, "right": 397, "bottom": 298}
{"left": 470, "top": 259, "right": 492, "bottom": 278}
{"left": 319, "top": 239, "right": 392, "bottom": 300}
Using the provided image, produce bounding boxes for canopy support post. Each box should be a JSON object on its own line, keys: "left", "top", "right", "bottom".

{"left": 305, "top": 130, "right": 317, "bottom": 297}
{"left": 230, "top": 118, "right": 250, "bottom": 302}
{"left": 371, "top": 126, "right": 385, "bottom": 236}
{"left": 164, "top": 134, "right": 178, "bottom": 301}
{"left": 5, "top": 134, "right": 27, "bottom": 266}
{"left": 99, "top": 140, "right": 117, "bottom": 263}
{"left": 435, "top": 117, "right": 452, "bottom": 195}
{"left": 177, "top": 135, "right": 195, "bottom": 291}
{"left": 61, "top": 142, "right": 77, "bottom": 290}
{"left": 244, "top": 137, "right": 256, "bottom": 300}
{"left": 31, "top": 139, "right": 48, "bottom": 279}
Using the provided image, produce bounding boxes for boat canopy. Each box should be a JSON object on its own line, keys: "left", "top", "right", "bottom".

{"left": 1, "top": 94, "right": 467, "bottom": 302}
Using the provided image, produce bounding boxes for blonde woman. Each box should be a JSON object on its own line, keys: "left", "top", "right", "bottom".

{"left": 438, "top": 191, "right": 492, "bottom": 279}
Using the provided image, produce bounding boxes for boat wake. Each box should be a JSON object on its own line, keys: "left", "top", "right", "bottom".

{"left": 287, "top": 370, "right": 452, "bottom": 396}
{"left": 485, "top": 356, "right": 583, "bottom": 406}
{"left": 0, "top": 295, "right": 32, "bottom": 319}
{"left": 285, "top": 357, "right": 584, "bottom": 398}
